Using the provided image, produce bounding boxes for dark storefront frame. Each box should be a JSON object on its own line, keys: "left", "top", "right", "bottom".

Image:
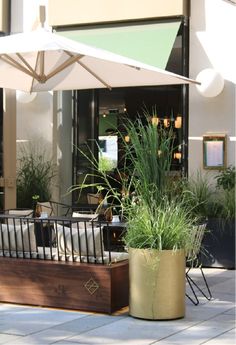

{"left": 55, "top": 17, "right": 189, "bottom": 205}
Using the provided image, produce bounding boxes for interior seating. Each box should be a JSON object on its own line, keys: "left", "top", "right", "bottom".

{"left": 0, "top": 222, "right": 37, "bottom": 253}
{"left": 37, "top": 200, "right": 72, "bottom": 217}
{"left": 4, "top": 209, "right": 34, "bottom": 226}
{"left": 0, "top": 215, "right": 128, "bottom": 264}
{"left": 72, "top": 211, "right": 99, "bottom": 220}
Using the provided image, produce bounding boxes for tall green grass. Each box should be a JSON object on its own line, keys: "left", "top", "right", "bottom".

{"left": 122, "top": 116, "right": 174, "bottom": 207}
{"left": 17, "top": 145, "right": 55, "bottom": 208}
{"left": 124, "top": 196, "right": 195, "bottom": 251}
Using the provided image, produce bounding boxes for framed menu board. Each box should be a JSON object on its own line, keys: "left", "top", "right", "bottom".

{"left": 203, "top": 135, "right": 227, "bottom": 170}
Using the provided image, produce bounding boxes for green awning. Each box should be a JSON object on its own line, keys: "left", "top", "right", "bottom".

{"left": 58, "top": 21, "right": 181, "bottom": 69}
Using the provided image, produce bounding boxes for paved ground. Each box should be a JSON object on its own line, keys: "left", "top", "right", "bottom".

{"left": 0, "top": 268, "right": 235, "bottom": 345}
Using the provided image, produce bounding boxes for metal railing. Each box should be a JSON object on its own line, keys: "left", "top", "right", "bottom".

{"left": 0, "top": 215, "right": 127, "bottom": 265}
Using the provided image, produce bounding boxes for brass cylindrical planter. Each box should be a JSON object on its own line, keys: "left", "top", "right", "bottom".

{"left": 129, "top": 248, "right": 186, "bottom": 320}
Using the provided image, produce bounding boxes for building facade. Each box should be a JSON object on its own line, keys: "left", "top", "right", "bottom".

{"left": 0, "top": 0, "right": 235, "bottom": 208}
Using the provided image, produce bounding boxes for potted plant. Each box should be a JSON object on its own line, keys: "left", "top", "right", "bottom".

{"left": 73, "top": 112, "right": 197, "bottom": 320}
{"left": 201, "top": 166, "right": 235, "bottom": 269}
{"left": 118, "top": 115, "right": 197, "bottom": 320}
{"left": 124, "top": 195, "right": 195, "bottom": 320}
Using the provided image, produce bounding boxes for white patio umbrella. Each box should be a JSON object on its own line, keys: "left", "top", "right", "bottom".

{"left": 0, "top": 29, "right": 199, "bottom": 92}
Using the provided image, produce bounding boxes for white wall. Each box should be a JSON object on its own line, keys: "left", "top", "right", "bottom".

{"left": 11, "top": 0, "right": 52, "bottom": 149}
{"left": 11, "top": 0, "right": 60, "bottom": 202}
{"left": 11, "top": 0, "right": 73, "bottom": 206}
{"left": 53, "top": 91, "right": 73, "bottom": 206}
{"left": 11, "top": 0, "right": 49, "bottom": 33}
{"left": 12, "top": 0, "right": 53, "bottom": 155}
{"left": 189, "top": 0, "right": 235, "bottom": 178}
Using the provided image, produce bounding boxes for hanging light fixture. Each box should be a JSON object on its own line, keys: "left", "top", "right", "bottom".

{"left": 163, "top": 118, "right": 170, "bottom": 128}
{"left": 174, "top": 152, "right": 182, "bottom": 160}
{"left": 175, "top": 115, "right": 182, "bottom": 129}
{"left": 124, "top": 135, "right": 130, "bottom": 143}
{"left": 151, "top": 116, "right": 159, "bottom": 126}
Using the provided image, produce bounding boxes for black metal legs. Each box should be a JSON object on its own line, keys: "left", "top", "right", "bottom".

{"left": 186, "top": 266, "right": 212, "bottom": 305}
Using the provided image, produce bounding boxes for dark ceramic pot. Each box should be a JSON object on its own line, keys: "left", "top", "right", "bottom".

{"left": 200, "top": 218, "right": 235, "bottom": 269}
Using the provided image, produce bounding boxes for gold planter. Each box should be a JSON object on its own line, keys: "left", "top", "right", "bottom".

{"left": 129, "top": 248, "right": 185, "bottom": 320}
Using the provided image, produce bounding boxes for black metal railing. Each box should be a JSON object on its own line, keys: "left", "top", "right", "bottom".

{"left": 0, "top": 214, "right": 127, "bottom": 265}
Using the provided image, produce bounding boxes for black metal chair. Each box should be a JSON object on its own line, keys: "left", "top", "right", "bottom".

{"left": 37, "top": 201, "right": 72, "bottom": 217}
{"left": 186, "top": 223, "right": 212, "bottom": 305}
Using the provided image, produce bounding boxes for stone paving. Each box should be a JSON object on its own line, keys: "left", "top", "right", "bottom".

{"left": 0, "top": 268, "right": 235, "bottom": 345}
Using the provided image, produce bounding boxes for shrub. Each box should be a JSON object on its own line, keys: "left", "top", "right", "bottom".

{"left": 17, "top": 145, "right": 55, "bottom": 208}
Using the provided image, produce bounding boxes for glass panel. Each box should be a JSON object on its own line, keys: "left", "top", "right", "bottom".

{"left": 98, "top": 135, "right": 118, "bottom": 172}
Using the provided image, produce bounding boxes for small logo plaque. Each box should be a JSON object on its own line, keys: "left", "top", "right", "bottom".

{"left": 84, "top": 278, "right": 99, "bottom": 295}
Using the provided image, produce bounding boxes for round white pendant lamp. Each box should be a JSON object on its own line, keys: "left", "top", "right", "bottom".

{"left": 16, "top": 90, "right": 37, "bottom": 103}
{"left": 196, "top": 68, "right": 224, "bottom": 97}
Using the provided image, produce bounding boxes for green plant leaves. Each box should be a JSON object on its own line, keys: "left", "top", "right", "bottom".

{"left": 17, "top": 146, "right": 55, "bottom": 208}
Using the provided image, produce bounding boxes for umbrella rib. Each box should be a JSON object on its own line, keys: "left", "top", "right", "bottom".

{"left": 29, "top": 52, "right": 41, "bottom": 92}
{"left": 65, "top": 51, "right": 112, "bottom": 90}
{"left": 39, "top": 51, "right": 45, "bottom": 80}
{"left": 45, "top": 53, "right": 85, "bottom": 81}
{"left": 16, "top": 53, "right": 37, "bottom": 75}
{"left": 0, "top": 54, "right": 40, "bottom": 81}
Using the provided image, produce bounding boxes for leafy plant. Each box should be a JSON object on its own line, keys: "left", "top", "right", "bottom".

{"left": 69, "top": 110, "right": 198, "bottom": 252}
{"left": 212, "top": 166, "right": 235, "bottom": 220}
{"left": 215, "top": 166, "right": 235, "bottom": 191}
{"left": 180, "top": 171, "right": 214, "bottom": 220}
{"left": 210, "top": 188, "right": 235, "bottom": 221}
{"left": 124, "top": 195, "right": 195, "bottom": 251}
{"left": 98, "top": 155, "right": 116, "bottom": 172}
{"left": 17, "top": 145, "right": 55, "bottom": 208}
{"left": 220, "top": 189, "right": 235, "bottom": 219}
{"left": 121, "top": 115, "right": 175, "bottom": 207}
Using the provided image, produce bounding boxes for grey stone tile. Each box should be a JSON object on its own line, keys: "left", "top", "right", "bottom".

{"left": 64, "top": 317, "right": 194, "bottom": 345}
{"left": 3, "top": 329, "right": 77, "bottom": 345}
{"left": 0, "top": 307, "right": 86, "bottom": 336}
{"left": 0, "top": 304, "right": 28, "bottom": 314}
{"left": 152, "top": 321, "right": 234, "bottom": 344}
{"left": 0, "top": 333, "right": 23, "bottom": 344}
{"left": 203, "top": 328, "right": 236, "bottom": 344}
{"left": 186, "top": 269, "right": 235, "bottom": 290}
{"left": 52, "top": 314, "right": 127, "bottom": 334}
{"left": 185, "top": 300, "right": 236, "bottom": 322}
{"left": 54, "top": 340, "right": 86, "bottom": 345}
{"left": 223, "top": 307, "right": 236, "bottom": 315}
{"left": 211, "top": 278, "right": 236, "bottom": 295}
{"left": 209, "top": 312, "right": 235, "bottom": 323}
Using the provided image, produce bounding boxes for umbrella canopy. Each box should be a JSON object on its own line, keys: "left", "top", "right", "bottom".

{"left": 0, "top": 29, "right": 199, "bottom": 92}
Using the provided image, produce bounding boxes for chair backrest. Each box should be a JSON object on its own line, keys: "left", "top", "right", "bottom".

{"left": 87, "top": 193, "right": 101, "bottom": 205}
{"left": 187, "top": 223, "right": 206, "bottom": 261}
{"left": 37, "top": 202, "right": 53, "bottom": 217}
{"left": 72, "top": 211, "right": 98, "bottom": 221}
{"left": 7, "top": 209, "right": 34, "bottom": 226}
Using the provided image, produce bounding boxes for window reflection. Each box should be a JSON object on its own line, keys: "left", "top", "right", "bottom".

{"left": 98, "top": 135, "right": 118, "bottom": 172}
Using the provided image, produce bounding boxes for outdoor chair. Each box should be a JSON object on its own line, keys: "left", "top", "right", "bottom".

{"left": 37, "top": 202, "right": 53, "bottom": 217}
{"left": 87, "top": 193, "right": 101, "bottom": 205}
{"left": 186, "top": 223, "right": 212, "bottom": 305}
{"left": 3, "top": 209, "right": 34, "bottom": 226}
{"left": 37, "top": 200, "right": 72, "bottom": 217}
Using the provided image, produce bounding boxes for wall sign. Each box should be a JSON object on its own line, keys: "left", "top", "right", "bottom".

{"left": 203, "top": 135, "right": 227, "bottom": 170}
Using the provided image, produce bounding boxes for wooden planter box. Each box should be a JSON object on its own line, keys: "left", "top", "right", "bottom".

{"left": 200, "top": 218, "right": 235, "bottom": 269}
{"left": 0, "top": 258, "right": 129, "bottom": 314}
